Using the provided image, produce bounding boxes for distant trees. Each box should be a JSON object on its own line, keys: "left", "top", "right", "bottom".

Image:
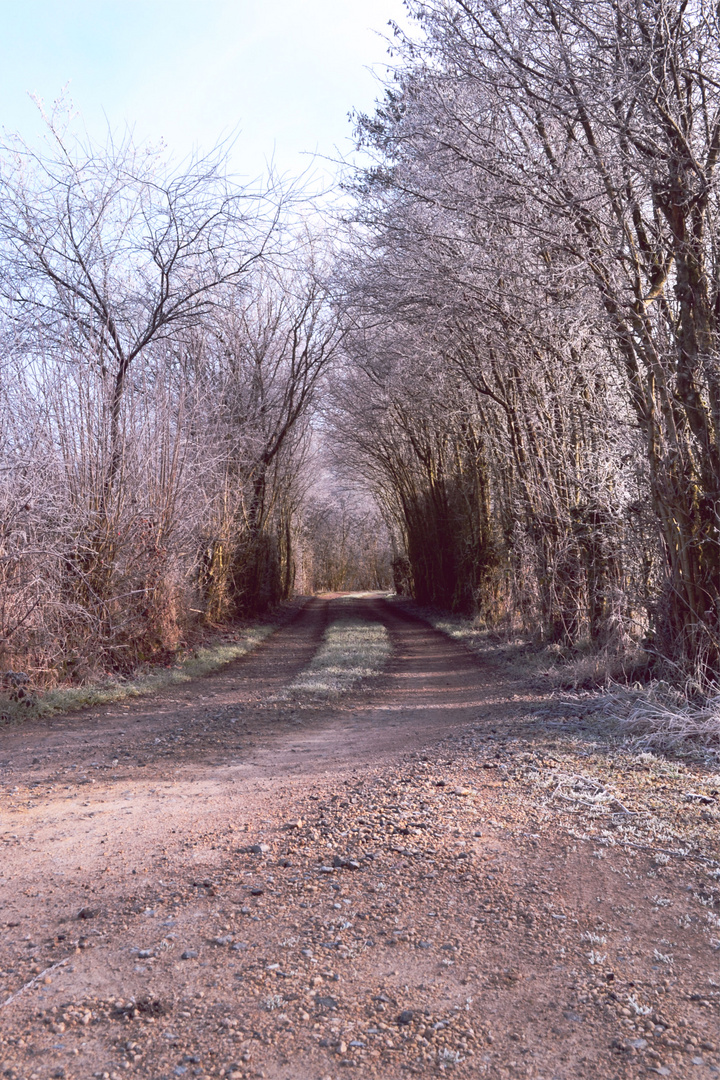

{"left": 298, "top": 492, "right": 392, "bottom": 593}
{"left": 330, "top": 329, "right": 500, "bottom": 614}
{"left": 333, "top": 0, "right": 720, "bottom": 677}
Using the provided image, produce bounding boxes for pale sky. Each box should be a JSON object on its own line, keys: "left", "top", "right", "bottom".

{"left": 0, "top": 0, "right": 409, "bottom": 184}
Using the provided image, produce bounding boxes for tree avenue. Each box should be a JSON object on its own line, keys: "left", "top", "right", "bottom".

{"left": 1, "top": 0, "right": 719, "bottom": 698}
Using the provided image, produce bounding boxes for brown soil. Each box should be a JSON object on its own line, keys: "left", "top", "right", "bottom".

{"left": 0, "top": 594, "right": 718, "bottom": 1080}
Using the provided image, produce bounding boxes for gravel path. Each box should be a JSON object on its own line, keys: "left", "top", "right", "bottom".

{"left": 0, "top": 595, "right": 718, "bottom": 1080}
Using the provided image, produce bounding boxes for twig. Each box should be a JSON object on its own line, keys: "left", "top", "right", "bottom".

{"left": 548, "top": 775, "right": 634, "bottom": 814}
{"left": 619, "top": 841, "right": 719, "bottom": 866}
{"left": 552, "top": 792, "right": 601, "bottom": 807}
{"left": 0, "top": 957, "right": 69, "bottom": 1009}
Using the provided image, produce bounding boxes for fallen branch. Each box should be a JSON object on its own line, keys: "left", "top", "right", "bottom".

{"left": 548, "top": 774, "right": 634, "bottom": 814}
{"left": 0, "top": 957, "right": 69, "bottom": 1009}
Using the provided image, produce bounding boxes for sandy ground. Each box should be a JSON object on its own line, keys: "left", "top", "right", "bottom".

{"left": 0, "top": 594, "right": 718, "bottom": 1080}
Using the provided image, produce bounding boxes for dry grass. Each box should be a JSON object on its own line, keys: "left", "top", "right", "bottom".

{"left": 538, "top": 644, "right": 652, "bottom": 690}
{"left": 287, "top": 618, "right": 391, "bottom": 698}
{"left": 410, "top": 607, "right": 533, "bottom": 669}
{"left": 417, "top": 605, "right": 652, "bottom": 690}
{"left": 601, "top": 683, "right": 720, "bottom": 757}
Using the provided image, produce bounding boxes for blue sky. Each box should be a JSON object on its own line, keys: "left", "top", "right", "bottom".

{"left": 0, "top": 0, "right": 408, "bottom": 183}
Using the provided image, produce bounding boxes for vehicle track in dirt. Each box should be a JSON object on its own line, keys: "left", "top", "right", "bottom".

{"left": 0, "top": 595, "right": 718, "bottom": 1080}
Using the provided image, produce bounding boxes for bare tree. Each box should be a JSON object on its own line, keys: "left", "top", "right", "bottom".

{"left": 191, "top": 253, "right": 346, "bottom": 617}
{"left": 0, "top": 113, "right": 281, "bottom": 495}
{"left": 390, "top": 0, "right": 720, "bottom": 668}
{"left": 0, "top": 117, "right": 341, "bottom": 684}
{"left": 335, "top": 106, "right": 635, "bottom": 640}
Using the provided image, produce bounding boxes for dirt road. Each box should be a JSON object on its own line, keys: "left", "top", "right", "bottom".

{"left": 1, "top": 595, "right": 718, "bottom": 1080}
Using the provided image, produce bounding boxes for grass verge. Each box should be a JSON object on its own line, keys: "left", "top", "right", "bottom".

{"left": 398, "top": 599, "right": 650, "bottom": 689}
{"left": 397, "top": 598, "right": 719, "bottom": 759}
{"left": 396, "top": 601, "right": 537, "bottom": 672}
{"left": 0, "top": 625, "right": 275, "bottom": 724}
{"left": 288, "top": 618, "right": 391, "bottom": 698}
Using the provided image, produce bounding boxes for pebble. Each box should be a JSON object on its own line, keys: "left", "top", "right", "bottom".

{"left": 331, "top": 856, "right": 361, "bottom": 870}
{"left": 315, "top": 995, "right": 338, "bottom": 1010}
{"left": 180, "top": 950, "right": 197, "bottom": 960}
